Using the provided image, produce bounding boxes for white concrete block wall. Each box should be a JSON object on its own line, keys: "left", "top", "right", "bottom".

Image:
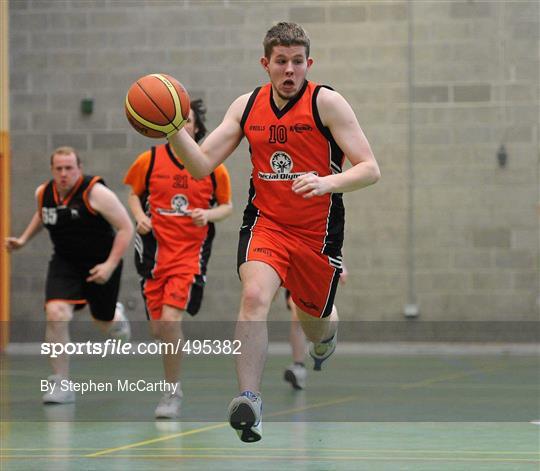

{"left": 8, "top": 1, "right": 539, "bottom": 329}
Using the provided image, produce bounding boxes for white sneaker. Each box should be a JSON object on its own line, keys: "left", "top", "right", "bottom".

{"left": 155, "top": 384, "right": 182, "bottom": 419}
{"left": 42, "top": 374, "right": 75, "bottom": 404}
{"left": 309, "top": 329, "right": 337, "bottom": 371}
{"left": 109, "top": 302, "right": 131, "bottom": 341}
{"left": 228, "top": 391, "right": 262, "bottom": 443}
{"left": 284, "top": 363, "right": 307, "bottom": 390}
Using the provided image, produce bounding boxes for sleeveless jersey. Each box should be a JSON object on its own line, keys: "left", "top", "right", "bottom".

{"left": 124, "top": 143, "right": 230, "bottom": 278}
{"left": 241, "top": 80, "right": 345, "bottom": 255}
{"left": 38, "top": 175, "right": 115, "bottom": 263}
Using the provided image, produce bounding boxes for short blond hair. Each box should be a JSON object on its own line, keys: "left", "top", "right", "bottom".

{"left": 50, "top": 146, "right": 81, "bottom": 166}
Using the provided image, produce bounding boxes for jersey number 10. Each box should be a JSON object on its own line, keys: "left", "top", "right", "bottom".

{"left": 268, "top": 125, "right": 288, "bottom": 144}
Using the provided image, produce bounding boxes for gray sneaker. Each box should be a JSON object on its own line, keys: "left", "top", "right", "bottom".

{"left": 42, "top": 374, "right": 75, "bottom": 404}
{"left": 228, "top": 391, "right": 262, "bottom": 443}
{"left": 109, "top": 302, "right": 131, "bottom": 342}
{"left": 155, "top": 384, "right": 182, "bottom": 419}
{"left": 284, "top": 363, "right": 307, "bottom": 390}
{"left": 309, "top": 330, "right": 337, "bottom": 371}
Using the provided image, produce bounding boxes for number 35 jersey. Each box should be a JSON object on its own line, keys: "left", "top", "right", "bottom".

{"left": 38, "top": 175, "right": 115, "bottom": 264}
{"left": 241, "top": 80, "right": 345, "bottom": 255}
{"left": 124, "top": 143, "right": 232, "bottom": 278}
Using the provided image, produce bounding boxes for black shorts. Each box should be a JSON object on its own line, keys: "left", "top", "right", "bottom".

{"left": 45, "top": 254, "right": 123, "bottom": 321}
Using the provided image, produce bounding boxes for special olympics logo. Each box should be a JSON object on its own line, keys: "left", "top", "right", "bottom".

{"left": 270, "top": 151, "right": 292, "bottom": 174}
{"left": 171, "top": 194, "right": 189, "bottom": 213}
{"left": 259, "top": 151, "right": 315, "bottom": 182}
{"left": 157, "top": 194, "right": 190, "bottom": 216}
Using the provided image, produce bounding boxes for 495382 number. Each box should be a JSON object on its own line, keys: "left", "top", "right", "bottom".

{"left": 181, "top": 339, "right": 242, "bottom": 355}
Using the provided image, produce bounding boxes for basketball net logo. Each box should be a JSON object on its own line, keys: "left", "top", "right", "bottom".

{"left": 258, "top": 151, "right": 317, "bottom": 181}
{"left": 157, "top": 194, "right": 192, "bottom": 216}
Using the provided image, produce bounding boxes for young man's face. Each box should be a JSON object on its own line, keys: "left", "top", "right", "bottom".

{"left": 261, "top": 45, "right": 313, "bottom": 101}
{"left": 51, "top": 152, "right": 82, "bottom": 193}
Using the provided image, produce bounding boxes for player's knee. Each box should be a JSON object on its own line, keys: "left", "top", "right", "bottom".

{"left": 45, "top": 302, "right": 73, "bottom": 323}
{"left": 241, "top": 283, "right": 272, "bottom": 313}
{"left": 161, "top": 308, "right": 182, "bottom": 323}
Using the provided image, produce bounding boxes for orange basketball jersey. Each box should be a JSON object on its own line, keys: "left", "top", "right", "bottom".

{"left": 241, "top": 80, "right": 345, "bottom": 256}
{"left": 124, "top": 143, "right": 231, "bottom": 278}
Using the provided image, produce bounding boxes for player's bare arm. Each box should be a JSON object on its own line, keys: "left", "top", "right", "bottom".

{"left": 168, "top": 94, "right": 249, "bottom": 179}
{"left": 127, "top": 192, "right": 152, "bottom": 235}
{"left": 4, "top": 185, "right": 45, "bottom": 251}
{"left": 86, "top": 183, "right": 134, "bottom": 284}
{"left": 292, "top": 88, "right": 380, "bottom": 198}
{"left": 191, "top": 202, "right": 233, "bottom": 227}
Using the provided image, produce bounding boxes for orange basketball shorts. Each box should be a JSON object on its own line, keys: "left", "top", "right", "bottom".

{"left": 237, "top": 219, "right": 342, "bottom": 318}
{"left": 141, "top": 273, "right": 205, "bottom": 320}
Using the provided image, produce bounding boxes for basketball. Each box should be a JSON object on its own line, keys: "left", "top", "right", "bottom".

{"left": 125, "top": 73, "right": 190, "bottom": 138}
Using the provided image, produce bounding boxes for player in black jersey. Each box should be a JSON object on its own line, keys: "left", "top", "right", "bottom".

{"left": 5, "top": 146, "right": 134, "bottom": 404}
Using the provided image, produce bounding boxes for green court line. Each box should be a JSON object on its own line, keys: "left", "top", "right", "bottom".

{"left": 84, "top": 395, "right": 359, "bottom": 458}
{"left": 3, "top": 454, "right": 538, "bottom": 463}
{"left": 400, "top": 364, "right": 506, "bottom": 390}
{"left": 265, "top": 395, "right": 358, "bottom": 418}
{"left": 126, "top": 447, "right": 540, "bottom": 455}
{"left": 5, "top": 447, "right": 539, "bottom": 455}
{"left": 84, "top": 423, "right": 226, "bottom": 457}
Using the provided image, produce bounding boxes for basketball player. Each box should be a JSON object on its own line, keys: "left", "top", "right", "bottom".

{"left": 166, "top": 22, "right": 380, "bottom": 441}
{"left": 283, "top": 264, "right": 347, "bottom": 391}
{"left": 5, "top": 146, "right": 133, "bottom": 404}
{"left": 124, "top": 99, "right": 233, "bottom": 419}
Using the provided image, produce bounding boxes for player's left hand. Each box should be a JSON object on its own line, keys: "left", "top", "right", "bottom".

{"left": 292, "top": 173, "right": 332, "bottom": 198}
{"left": 87, "top": 262, "right": 115, "bottom": 284}
{"left": 191, "top": 208, "right": 209, "bottom": 227}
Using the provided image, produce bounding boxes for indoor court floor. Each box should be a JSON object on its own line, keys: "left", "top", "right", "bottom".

{"left": 1, "top": 352, "right": 539, "bottom": 470}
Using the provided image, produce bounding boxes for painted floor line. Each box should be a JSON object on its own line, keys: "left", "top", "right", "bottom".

{"left": 84, "top": 395, "right": 360, "bottom": 458}
{"left": 2, "top": 454, "right": 539, "bottom": 463}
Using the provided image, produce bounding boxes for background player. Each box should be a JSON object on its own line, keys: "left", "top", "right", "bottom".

{"left": 124, "top": 99, "right": 233, "bottom": 419}
{"left": 5, "top": 146, "right": 133, "bottom": 404}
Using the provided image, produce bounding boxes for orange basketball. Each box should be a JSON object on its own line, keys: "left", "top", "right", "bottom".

{"left": 125, "top": 74, "right": 190, "bottom": 138}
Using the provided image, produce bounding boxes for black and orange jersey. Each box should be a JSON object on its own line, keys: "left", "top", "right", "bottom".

{"left": 240, "top": 80, "right": 345, "bottom": 256}
{"left": 38, "top": 175, "right": 115, "bottom": 263}
{"left": 124, "top": 143, "right": 232, "bottom": 278}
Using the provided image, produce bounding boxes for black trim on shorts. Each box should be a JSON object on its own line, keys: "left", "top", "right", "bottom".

{"left": 321, "top": 267, "right": 341, "bottom": 318}
{"left": 240, "top": 87, "right": 262, "bottom": 132}
{"left": 322, "top": 192, "right": 345, "bottom": 258}
{"left": 134, "top": 230, "right": 158, "bottom": 279}
{"left": 185, "top": 274, "right": 205, "bottom": 316}
{"left": 237, "top": 190, "right": 260, "bottom": 274}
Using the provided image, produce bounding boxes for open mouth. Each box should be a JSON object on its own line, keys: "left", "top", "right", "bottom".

{"left": 282, "top": 80, "right": 295, "bottom": 91}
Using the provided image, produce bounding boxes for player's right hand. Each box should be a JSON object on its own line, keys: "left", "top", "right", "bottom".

{"left": 135, "top": 216, "right": 152, "bottom": 235}
{"left": 4, "top": 237, "right": 25, "bottom": 252}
